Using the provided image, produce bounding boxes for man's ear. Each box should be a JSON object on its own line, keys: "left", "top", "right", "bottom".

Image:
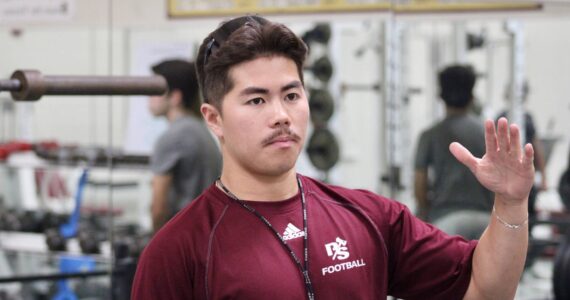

{"left": 169, "top": 89, "right": 183, "bottom": 108}
{"left": 201, "top": 103, "right": 223, "bottom": 138}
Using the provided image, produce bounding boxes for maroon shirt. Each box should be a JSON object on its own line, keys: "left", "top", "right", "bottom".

{"left": 132, "top": 175, "right": 476, "bottom": 299}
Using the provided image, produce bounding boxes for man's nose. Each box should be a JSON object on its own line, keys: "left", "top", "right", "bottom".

{"left": 271, "top": 100, "right": 291, "bottom": 127}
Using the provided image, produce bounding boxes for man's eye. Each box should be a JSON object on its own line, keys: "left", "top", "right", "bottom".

{"left": 247, "top": 98, "right": 265, "bottom": 105}
{"left": 285, "top": 93, "right": 299, "bottom": 101}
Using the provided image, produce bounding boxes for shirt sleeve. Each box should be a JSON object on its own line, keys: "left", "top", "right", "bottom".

{"left": 131, "top": 232, "right": 194, "bottom": 299}
{"left": 150, "top": 135, "right": 181, "bottom": 175}
{"left": 386, "top": 201, "right": 477, "bottom": 300}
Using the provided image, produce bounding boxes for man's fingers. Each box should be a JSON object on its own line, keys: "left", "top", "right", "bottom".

{"left": 522, "top": 143, "right": 535, "bottom": 167}
{"left": 497, "top": 117, "right": 510, "bottom": 153}
{"left": 485, "top": 119, "right": 498, "bottom": 156}
{"left": 450, "top": 142, "right": 478, "bottom": 173}
{"left": 509, "top": 124, "right": 522, "bottom": 158}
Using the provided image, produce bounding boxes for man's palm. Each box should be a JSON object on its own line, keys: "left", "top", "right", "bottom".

{"left": 450, "top": 118, "right": 535, "bottom": 205}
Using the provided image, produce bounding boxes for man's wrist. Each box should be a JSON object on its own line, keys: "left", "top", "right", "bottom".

{"left": 493, "top": 198, "right": 528, "bottom": 226}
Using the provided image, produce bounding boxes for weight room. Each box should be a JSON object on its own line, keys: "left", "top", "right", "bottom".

{"left": 0, "top": 1, "right": 569, "bottom": 299}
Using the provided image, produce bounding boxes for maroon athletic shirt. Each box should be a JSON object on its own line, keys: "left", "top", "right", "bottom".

{"left": 132, "top": 175, "right": 476, "bottom": 299}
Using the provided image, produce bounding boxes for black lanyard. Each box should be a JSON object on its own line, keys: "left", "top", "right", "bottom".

{"left": 216, "top": 176, "right": 315, "bottom": 300}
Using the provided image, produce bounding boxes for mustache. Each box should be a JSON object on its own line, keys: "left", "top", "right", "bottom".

{"left": 262, "top": 127, "right": 301, "bottom": 146}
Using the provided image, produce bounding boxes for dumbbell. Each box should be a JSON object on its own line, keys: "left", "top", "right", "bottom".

{"left": 0, "top": 209, "right": 22, "bottom": 231}
{"left": 45, "top": 227, "right": 67, "bottom": 252}
{"left": 78, "top": 215, "right": 113, "bottom": 255}
{"left": 41, "top": 212, "right": 68, "bottom": 229}
{"left": 78, "top": 226, "right": 104, "bottom": 254}
{"left": 19, "top": 210, "right": 44, "bottom": 233}
{"left": 43, "top": 212, "right": 70, "bottom": 251}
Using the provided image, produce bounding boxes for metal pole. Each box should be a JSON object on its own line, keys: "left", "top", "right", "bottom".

{"left": 381, "top": 19, "right": 406, "bottom": 198}
{"left": 453, "top": 22, "right": 468, "bottom": 64}
{"left": 505, "top": 20, "right": 526, "bottom": 144}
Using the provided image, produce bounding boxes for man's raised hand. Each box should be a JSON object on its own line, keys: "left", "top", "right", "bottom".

{"left": 449, "top": 117, "right": 535, "bottom": 205}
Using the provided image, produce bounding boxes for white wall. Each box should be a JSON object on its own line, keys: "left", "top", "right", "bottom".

{"left": 1, "top": 1, "right": 569, "bottom": 207}
{"left": 523, "top": 18, "right": 570, "bottom": 204}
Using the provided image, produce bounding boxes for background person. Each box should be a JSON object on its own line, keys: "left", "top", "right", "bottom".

{"left": 414, "top": 64, "right": 493, "bottom": 239}
{"left": 148, "top": 59, "right": 222, "bottom": 232}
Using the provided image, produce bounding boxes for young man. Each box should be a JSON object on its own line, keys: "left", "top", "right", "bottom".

{"left": 148, "top": 59, "right": 222, "bottom": 232}
{"left": 414, "top": 64, "right": 494, "bottom": 239}
{"left": 133, "top": 16, "right": 534, "bottom": 299}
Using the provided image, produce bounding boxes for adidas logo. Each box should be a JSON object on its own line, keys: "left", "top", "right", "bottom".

{"left": 283, "top": 223, "right": 305, "bottom": 240}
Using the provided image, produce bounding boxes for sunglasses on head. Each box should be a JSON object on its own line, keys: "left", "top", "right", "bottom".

{"left": 203, "top": 15, "right": 267, "bottom": 67}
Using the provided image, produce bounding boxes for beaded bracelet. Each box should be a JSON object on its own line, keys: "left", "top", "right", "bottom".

{"left": 493, "top": 206, "right": 529, "bottom": 229}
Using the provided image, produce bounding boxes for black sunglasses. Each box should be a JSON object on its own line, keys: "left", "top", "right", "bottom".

{"left": 203, "top": 15, "right": 267, "bottom": 67}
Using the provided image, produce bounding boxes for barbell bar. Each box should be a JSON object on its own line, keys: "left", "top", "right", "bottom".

{"left": 0, "top": 70, "right": 168, "bottom": 101}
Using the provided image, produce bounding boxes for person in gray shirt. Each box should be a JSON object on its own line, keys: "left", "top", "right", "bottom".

{"left": 414, "top": 64, "right": 493, "bottom": 239}
{"left": 149, "top": 59, "right": 222, "bottom": 232}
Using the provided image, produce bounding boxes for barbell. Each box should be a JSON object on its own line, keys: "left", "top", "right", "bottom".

{"left": 0, "top": 69, "right": 167, "bottom": 101}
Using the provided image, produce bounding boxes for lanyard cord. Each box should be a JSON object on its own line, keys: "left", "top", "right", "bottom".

{"left": 216, "top": 176, "right": 315, "bottom": 300}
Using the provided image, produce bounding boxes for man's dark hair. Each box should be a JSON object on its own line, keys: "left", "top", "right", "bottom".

{"left": 152, "top": 59, "right": 200, "bottom": 115}
{"left": 438, "top": 64, "right": 476, "bottom": 108}
{"left": 196, "top": 15, "right": 308, "bottom": 112}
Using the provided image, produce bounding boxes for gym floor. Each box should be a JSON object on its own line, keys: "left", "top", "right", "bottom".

{"left": 517, "top": 259, "right": 555, "bottom": 300}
